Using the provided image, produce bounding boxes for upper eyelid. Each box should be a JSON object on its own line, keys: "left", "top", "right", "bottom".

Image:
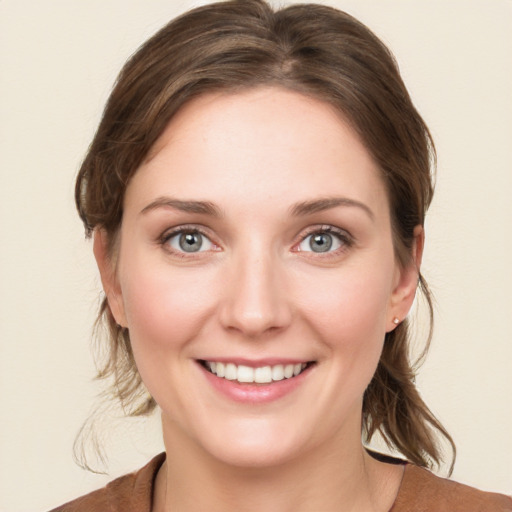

{"left": 160, "top": 224, "right": 213, "bottom": 240}
{"left": 159, "top": 224, "right": 218, "bottom": 249}
{"left": 296, "top": 224, "right": 352, "bottom": 241}
{"left": 161, "top": 224, "right": 351, "bottom": 237}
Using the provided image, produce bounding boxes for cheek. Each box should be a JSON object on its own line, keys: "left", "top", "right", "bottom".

{"left": 294, "top": 260, "right": 395, "bottom": 383}
{"left": 118, "top": 256, "right": 218, "bottom": 352}
{"left": 297, "top": 262, "right": 393, "bottom": 338}
{"left": 116, "top": 255, "right": 222, "bottom": 412}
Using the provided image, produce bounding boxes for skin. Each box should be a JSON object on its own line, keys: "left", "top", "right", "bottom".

{"left": 95, "top": 87, "right": 423, "bottom": 511}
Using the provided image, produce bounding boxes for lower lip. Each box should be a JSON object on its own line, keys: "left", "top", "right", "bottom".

{"left": 198, "top": 363, "right": 313, "bottom": 404}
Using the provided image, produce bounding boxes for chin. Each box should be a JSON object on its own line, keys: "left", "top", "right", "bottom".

{"left": 205, "top": 438, "right": 304, "bottom": 469}
{"left": 181, "top": 415, "right": 313, "bottom": 469}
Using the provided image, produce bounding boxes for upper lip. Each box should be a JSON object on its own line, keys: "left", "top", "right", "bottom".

{"left": 197, "top": 358, "right": 314, "bottom": 368}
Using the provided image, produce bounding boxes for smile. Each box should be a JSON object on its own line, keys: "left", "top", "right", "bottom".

{"left": 201, "top": 360, "right": 311, "bottom": 384}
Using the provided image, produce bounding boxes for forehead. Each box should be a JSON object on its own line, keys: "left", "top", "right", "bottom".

{"left": 126, "top": 87, "right": 388, "bottom": 217}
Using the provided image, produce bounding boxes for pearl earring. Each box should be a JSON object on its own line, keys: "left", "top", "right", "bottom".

{"left": 393, "top": 317, "right": 400, "bottom": 325}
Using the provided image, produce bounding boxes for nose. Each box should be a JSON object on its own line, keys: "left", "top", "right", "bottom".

{"left": 219, "top": 248, "right": 293, "bottom": 338}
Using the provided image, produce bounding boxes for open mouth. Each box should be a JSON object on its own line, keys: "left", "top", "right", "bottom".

{"left": 199, "top": 360, "right": 315, "bottom": 384}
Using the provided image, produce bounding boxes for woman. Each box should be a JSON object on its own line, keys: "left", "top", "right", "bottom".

{"left": 50, "top": 1, "right": 511, "bottom": 510}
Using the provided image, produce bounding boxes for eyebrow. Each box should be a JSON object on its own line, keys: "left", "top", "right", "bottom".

{"left": 140, "top": 197, "right": 222, "bottom": 217}
{"left": 290, "top": 197, "right": 375, "bottom": 220}
{"left": 140, "top": 195, "right": 374, "bottom": 220}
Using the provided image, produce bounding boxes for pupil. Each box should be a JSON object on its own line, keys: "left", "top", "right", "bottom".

{"left": 311, "top": 233, "right": 332, "bottom": 252}
{"left": 179, "top": 232, "right": 202, "bottom": 252}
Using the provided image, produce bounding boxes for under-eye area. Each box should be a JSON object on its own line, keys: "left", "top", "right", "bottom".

{"left": 198, "top": 360, "right": 316, "bottom": 384}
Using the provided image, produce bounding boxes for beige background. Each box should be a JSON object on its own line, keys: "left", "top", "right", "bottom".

{"left": 1, "top": 1, "right": 511, "bottom": 510}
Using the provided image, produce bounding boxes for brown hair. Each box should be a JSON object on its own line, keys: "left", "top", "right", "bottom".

{"left": 76, "top": 0, "right": 455, "bottom": 472}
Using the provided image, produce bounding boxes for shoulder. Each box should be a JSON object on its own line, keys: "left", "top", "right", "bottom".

{"left": 48, "top": 453, "right": 166, "bottom": 512}
{"left": 392, "top": 464, "right": 512, "bottom": 512}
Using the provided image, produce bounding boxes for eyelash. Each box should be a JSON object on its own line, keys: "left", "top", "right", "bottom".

{"left": 294, "top": 225, "right": 354, "bottom": 256}
{"left": 158, "top": 224, "right": 354, "bottom": 257}
{"left": 159, "top": 225, "right": 217, "bottom": 258}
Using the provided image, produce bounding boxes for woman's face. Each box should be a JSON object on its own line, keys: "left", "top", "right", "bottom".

{"left": 98, "top": 87, "right": 419, "bottom": 467}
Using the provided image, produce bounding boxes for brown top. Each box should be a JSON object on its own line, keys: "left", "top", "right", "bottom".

{"left": 50, "top": 453, "right": 512, "bottom": 512}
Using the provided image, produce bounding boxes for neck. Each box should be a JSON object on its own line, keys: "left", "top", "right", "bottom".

{"left": 154, "top": 416, "right": 403, "bottom": 512}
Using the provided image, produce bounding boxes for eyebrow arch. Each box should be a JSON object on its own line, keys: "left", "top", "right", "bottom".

{"left": 290, "top": 197, "right": 375, "bottom": 220}
{"left": 140, "top": 197, "right": 222, "bottom": 217}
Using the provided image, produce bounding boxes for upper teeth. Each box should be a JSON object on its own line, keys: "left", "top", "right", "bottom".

{"left": 206, "top": 362, "right": 307, "bottom": 383}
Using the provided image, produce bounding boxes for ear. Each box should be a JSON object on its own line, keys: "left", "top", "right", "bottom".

{"left": 93, "top": 229, "right": 127, "bottom": 328}
{"left": 387, "top": 225, "right": 424, "bottom": 332}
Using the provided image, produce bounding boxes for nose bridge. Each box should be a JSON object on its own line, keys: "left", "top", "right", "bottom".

{"left": 220, "top": 239, "right": 291, "bottom": 337}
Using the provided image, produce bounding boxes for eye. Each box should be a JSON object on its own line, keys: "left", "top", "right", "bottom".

{"left": 164, "top": 229, "right": 214, "bottom": 253}
{"left": 296, "top": 227, "right": 351, "bottom": 254}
